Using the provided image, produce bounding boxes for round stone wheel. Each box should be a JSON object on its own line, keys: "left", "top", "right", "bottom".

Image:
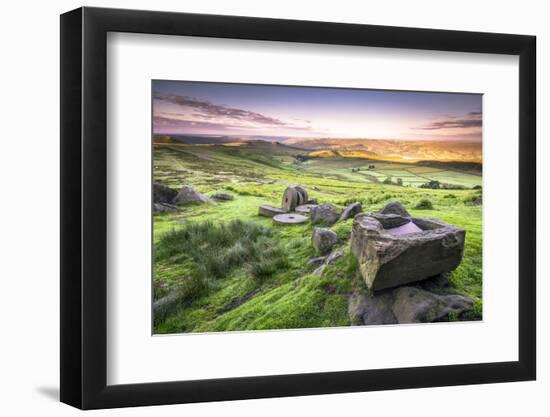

{"left": 273, "top": 213, "right": 308, "bottom": 225}
{"left": 295, "top": 204, "right": 318, "bottom": 215}
{"left": 294, "top": 186, "right": 309, "bottom": 205}
{"left": 282, "top": 187, "right": 299, "bottom": 211}
{"left": 258, "top": 204, "right": 287, "bottom": 217}
{"left": 296, "top": 189, "right": 305, "bottom": 206}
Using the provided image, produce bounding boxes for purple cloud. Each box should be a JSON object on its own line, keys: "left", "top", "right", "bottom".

{"left": 154, "top": 94, "right": 286, "bottom": 126}
{"left": 413, "top": 112, "right": 482, "bottom": 131}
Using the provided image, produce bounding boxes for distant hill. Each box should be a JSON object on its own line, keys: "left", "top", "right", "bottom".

{"left": 284, "top": 137, "right": 482, "bottom": 164}
{"left": 153, "top": 135, "right": 178, "bottom": 144}
{"left": 154, "top": 134, "right": 240, "bottom": 145}
{"left": 154, "top": 134, "right": 482, "bottom": 165}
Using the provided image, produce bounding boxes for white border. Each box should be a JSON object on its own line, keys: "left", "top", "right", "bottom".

{"left": 107, "top": 33, "right": 519, "bottom": 385}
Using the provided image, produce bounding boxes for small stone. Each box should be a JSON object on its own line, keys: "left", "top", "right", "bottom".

{"left": 313, "top": 265, "right": 326, "bottom": 276}
{"left": 175, "top": 186, "right": 216, "bottom": 205}
{"left": 326, "top": 249, "right": 344, "bottom": 265}
{"left": 153, "top": 203, "right": 178, "bottom": 214}
{"left": 339, "top": 202, "right": 362, "bottom": 221}
{"left": 211, "top": 193, "right": 234, "bottom": 201}
{"left": 153, "top": 182, "right": 178, "bottom": 204}
{"left": 312, "top": 227, "right": 339, "bottom": 255}
{"left": 379, "top": 201, "right": 411, "bottom": 217}
{"left": 258, "top": 205, "right": 287, "bottom": 217}
{"left": 309, "top": 256, "right": 327, "bottom": 267}
{"left": 310, "top": 204, "right": 340, "bottom": 226}
{"left": 273, "top": 213, "right": 308, "bottom": 225}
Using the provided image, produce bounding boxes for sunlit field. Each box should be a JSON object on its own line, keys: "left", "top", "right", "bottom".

{"left": 153, "top": 142, "right": 482, "bottom": 333}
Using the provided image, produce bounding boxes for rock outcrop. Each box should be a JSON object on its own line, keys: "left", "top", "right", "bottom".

{"left": 392, "top": 286, "right": 474, "bottom": 323}
{"left": 348, "top": 282, "right": 474, "bottom": 325}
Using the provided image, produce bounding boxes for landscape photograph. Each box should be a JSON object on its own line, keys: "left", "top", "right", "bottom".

{"left": 152, "top": 80, "right": 483, "bottom": 334}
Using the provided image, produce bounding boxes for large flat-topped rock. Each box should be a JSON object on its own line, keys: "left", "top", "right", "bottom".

{"left": 351, "top": 210, "right": 465, "bottom": 291}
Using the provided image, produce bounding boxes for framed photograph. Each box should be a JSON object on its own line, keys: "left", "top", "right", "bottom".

{"left": 60, "top": 7, "right": 536, "bottom": 409}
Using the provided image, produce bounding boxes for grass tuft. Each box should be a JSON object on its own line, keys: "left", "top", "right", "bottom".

{"left": 154, "top": 220, "right": 288, "bottom": 326}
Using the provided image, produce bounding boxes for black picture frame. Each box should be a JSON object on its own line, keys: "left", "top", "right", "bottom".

{"left": 60, "top": 6, "right": 536, "bottom": 410}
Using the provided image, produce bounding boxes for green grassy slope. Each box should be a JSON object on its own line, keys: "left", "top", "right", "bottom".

{"left": 153, "top": 143, "right": 482, "bottom": 333}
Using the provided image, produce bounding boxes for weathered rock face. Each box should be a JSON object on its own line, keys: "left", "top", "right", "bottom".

{"left": 392, "top": 287, "right": 474, "bottom": 323}
{"left": 339, "top": 202, "right": 362, "bottom": 221}
{"left": 153, "top": 182, "right": 177, "bottom": 204}
{"left": 258, "top": 205, "right": 286, "bottom": 217}
{"left": 379, "top": 201, "right": 411, "bottom": 217}
{"left": 312, "top": 227, "right": 339, "bottom": 255}
{"left": 351, "top": 213, "right": 465, "bottom": 291}
{"left": 175, "top": 186, "right": 216, "bottom": 205}
{"left": 211, "top": 193, "right": 234, "bottom": 201}
{"left": 348, "top": 283, "right": 474, "bottom": 325}
{"left": 310, "top": 204, "right": 340, "bottom": 226}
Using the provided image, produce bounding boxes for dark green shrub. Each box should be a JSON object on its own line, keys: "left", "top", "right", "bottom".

{"left": 419, "top": 180, "right": 441, "bottom": 189}
{"left": 415, "top": 199, "right": 433, "bottom": 209}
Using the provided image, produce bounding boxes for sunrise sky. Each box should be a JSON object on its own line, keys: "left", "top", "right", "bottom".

{"left": 153, "top": 81, "right": 482, "bottom": 141}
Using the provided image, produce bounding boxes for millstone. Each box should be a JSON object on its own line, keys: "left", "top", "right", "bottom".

{"left": 295, "top": 204, "right": 319, "bottom": 215}
{"left": 273, "top": 213, "right": 308, "bottom": 225}
{"left": 258, "top": 205, "right": 286, "bottom": 217}
{"left": 281, "top": 187, "right": 299, "bottom": 211}
{"left": 295, "top": 186, "right": 309, "bottom": 206}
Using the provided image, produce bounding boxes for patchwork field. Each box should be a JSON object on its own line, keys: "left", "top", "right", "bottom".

{"left": 153, "top": 141, "right": 482, "bottom": 334}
